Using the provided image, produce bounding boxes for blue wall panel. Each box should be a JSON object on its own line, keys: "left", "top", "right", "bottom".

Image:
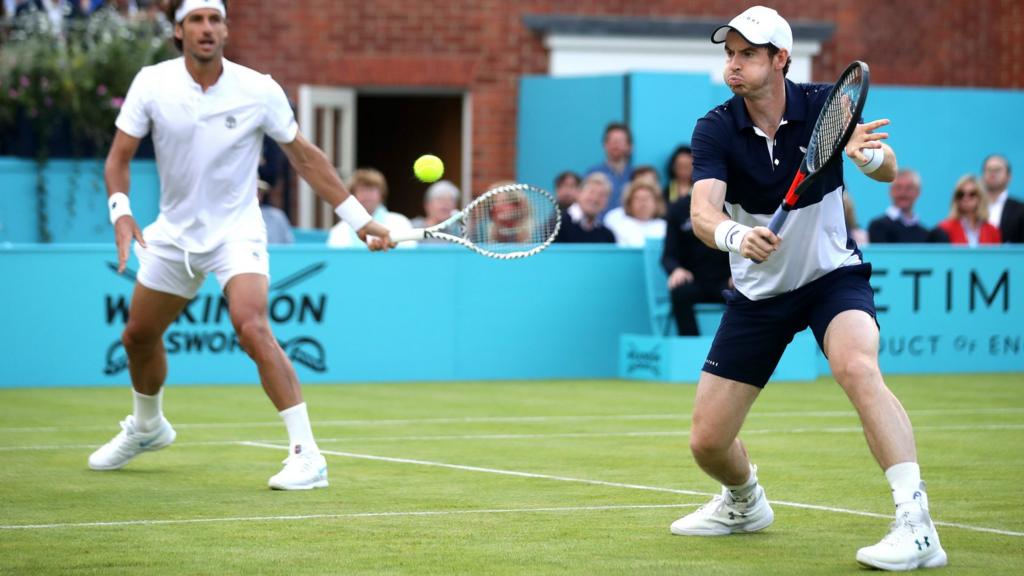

{"left": 517, "top": 75, "right": 625, "bottom": 191}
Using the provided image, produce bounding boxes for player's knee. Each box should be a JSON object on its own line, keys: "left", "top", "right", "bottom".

{"left": 689, "top": 428, "right": 731, "bottom": 461}
{"left": 121, "top": 322, "right": 161, "bottom": 354}
{"left": 831, "top": 353, "right": 879, "bottom": 387}
{"left": 234, "top": 317, "right": 272, "bottom": 353}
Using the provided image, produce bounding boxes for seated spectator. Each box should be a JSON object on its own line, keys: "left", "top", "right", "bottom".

{"left": 327, "top": 168, "right": 414, "bottom": 248}
{"left": 937, "top": 175, "right": 1001, "bottom": 246}
{"left": 554, "top": 171, "right": 580, "bottom": 211}
{"left": 258, "top": 179, "right": 294, "bottom": 245}
{"left": 410, "top": 180, "right": 460, "bottom": 244}
{"left": 661, "top": 195, "right": 731, "bottom": 336}
{"left": 605, "top": 181, "right": 667, "bottom": 247}
{"left": 604, "top": 164, "right": 662, "bottom": 232}
{"left": 555, "top": 172, "right": 616, "bottom": 244}
{"left": 867, "top": 169, "right": 948, "bottom": 243}
{"left": 664, "top": 145, "right": 694, "bottom": 204}
{"left": 981, "top": 154, "right": 1024, "bottom": 243}
{"left": 843, "top": 192, "right": 869, "bottom": 246}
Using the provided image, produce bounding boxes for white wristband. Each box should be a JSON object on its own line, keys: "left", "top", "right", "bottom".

{"left": 857, "top": 146, "right": 885, "bottom": 174}
{"left": 108, "top": 192, "right": 132, "bottom": 225}
{"left": 334, "top": 195, "right": 373, "bottom": 231}
{"left": 714, "top": 220, "right": 752, "bottom": 254}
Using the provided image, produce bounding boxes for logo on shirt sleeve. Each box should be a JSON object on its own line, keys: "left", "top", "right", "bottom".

{"left": 225, "top": 115, "right": 237, "bottom": 129}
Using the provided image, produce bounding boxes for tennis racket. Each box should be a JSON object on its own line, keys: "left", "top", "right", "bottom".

{"left": 766, "top": 60, "right": 871, "bottom": 235}
{"left": 389, "top": 182, "right": 561, "bottom": 259}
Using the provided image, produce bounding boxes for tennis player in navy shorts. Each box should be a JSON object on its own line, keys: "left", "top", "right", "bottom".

{"left": 668, "top": 6, "right": 947, "bottom": 572}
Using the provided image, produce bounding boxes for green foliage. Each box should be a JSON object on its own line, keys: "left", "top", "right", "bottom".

{"left": 0, "top": 6, "right": 176, "bottom": 159}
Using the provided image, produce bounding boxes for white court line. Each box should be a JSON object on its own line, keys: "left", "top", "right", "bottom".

{"left": 0, "top": 503, "right": 699, "bottom": 531}
{"left": 4, "top": 423, "right": 1024, "bottom": 452}
{"left": 237, "top": 441, "right": 1024, "bottom": 538}
{"left": 3, "top": 407, "right": 1022, "bottom": 433}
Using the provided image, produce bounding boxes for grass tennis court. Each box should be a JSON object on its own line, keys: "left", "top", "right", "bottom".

{"left": 1, "top": 375, "right": 1022, "bottom": 574}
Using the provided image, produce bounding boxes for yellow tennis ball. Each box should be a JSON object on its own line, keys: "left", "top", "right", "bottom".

{"left": 414, "top": 154, "right": 444, "bottom": 183}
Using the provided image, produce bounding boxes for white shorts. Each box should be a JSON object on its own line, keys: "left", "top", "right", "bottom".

{"left": 134, "top": 235, "right": 270, "bottom": 300}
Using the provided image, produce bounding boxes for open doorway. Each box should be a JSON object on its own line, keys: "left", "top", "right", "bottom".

{"left": 356, "top": 93, "right": 465, "bottom": 221}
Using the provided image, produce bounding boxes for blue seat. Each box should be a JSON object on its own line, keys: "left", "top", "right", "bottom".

{"left": 642, "top": 238, "right": 674, "bottom": 336}
{"left": 643, "top": 238, "right": 726, "bottom": 336}
{"left": 292, "top": 228, "right": 330, "bottom": 244}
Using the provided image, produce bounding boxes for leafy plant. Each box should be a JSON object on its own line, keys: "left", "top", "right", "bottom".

{"left": 0, "top": 6, "right": 176, "bottom": 241}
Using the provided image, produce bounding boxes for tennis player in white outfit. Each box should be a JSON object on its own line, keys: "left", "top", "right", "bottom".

{"left": 89, "top": 0, "right": 393, "bottom": 490}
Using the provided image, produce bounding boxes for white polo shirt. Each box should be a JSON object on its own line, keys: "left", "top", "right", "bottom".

{"left": 116, "top": 57, "right": 298, "bottom": 253}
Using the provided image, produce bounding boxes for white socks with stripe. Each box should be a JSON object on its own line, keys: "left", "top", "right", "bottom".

{"left": 725, "top": 464, "right": 760, "bottom": 504}
{"left": 132, "top": 389, "right": 163, "bottom": 433}
{"left": 886, "top": 461, "right": 928, "bottom": 510}
{"left": 279, "top": 402, "right": 319, "bottom": 456}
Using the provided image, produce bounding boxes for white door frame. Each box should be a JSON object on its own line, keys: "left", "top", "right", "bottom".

{"left": 297, "top": 85, "right": 355, "bottom": 229}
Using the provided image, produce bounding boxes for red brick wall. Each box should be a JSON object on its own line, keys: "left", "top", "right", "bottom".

{"left": 225, "top": 0, "right": 1021, "bottom": 193}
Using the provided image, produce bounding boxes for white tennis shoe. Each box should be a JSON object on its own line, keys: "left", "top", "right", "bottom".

{"left": 268, "top": 449, "right": 328, "bottom": 490}
{"left": 670, "top": 484, "right": 774, "bottom": 536}
{"left": 88, "top": 415, "right": 176, "bottom": 470}
{"left": 856, "top": 505, "right": 948, "bottom": 571}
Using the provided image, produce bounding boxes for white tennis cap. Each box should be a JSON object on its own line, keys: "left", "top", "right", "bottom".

{"left": 175, "top": 0, "right": 226, "bottom": 23}
{"left": 712, "top": 6, "right": 793, "bottom": 52}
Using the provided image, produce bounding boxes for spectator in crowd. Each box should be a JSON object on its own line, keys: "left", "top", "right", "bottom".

{"left": 605, "top": 180, "right": 667, "bottom": 247}
{"left": 585, "top": 122, "right": 632, "bottom": 215}
{"left": 258, "top": 179, "right": 294, "bottom": 245}
{"left": 604, "top": 164, "right": 662, "bottom": 232}
{"left": 665, "top": 145, "right": 695, "bottom": 203}
{"left": 843, "top": 192, "right": 869, "bottom": 246}
{"left": 328, "top": 168, "right": 414, "bottom": 248}
{"left": 937, "top": 175, "right": 1001, "bottom": 246}
{"left": 410, "top": 180, "right": 460, "bottom": 244}
{"left": 867, "top": 169, "right": 948, "bottom": 243}
{"left": 981, "top": 154, "right": 1024, "bottom": 243}
{"left": 661, "top": 195, "right": 731, "bottom": 336}
{"left": 555, "top": 172, "right": 616, "bottom": 243}
{"left": 554, "top": 171, "right": 580, "bottom": 210}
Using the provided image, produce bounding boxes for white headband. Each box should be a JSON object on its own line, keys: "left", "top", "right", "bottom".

{"left": 175, "top": 0, "right": 226, "bottom": 23}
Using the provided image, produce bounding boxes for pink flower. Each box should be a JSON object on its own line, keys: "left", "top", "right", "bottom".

{"left": 97, "top": 84, "right": 108, "bottom": 96}
{"left": 110, "top": 97, "right": 125, "bottom": 109}
{"left": 19, "top": 75, "right": 30, "bottom": 88}
{"left": 7, "top": 89, "right": 16, "bottom": 99}
{"left": 44, "top": 97, "right": 53, "bottom": 108}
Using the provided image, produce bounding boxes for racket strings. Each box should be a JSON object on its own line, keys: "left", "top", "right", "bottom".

{"left": 462, "top": 185, "right": 560, "bottom": 256}
{"left": 808, "top": 67, "right": 864, "bottom": 172}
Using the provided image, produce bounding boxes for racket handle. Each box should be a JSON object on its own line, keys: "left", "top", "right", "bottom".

{"left": 767, "top": 205, "right": 789, "bottom": 235}
{"left": 750, "top": 206, "right": 789, "bottom": 264}
{"left": 388, "top": 229, "right": 426, "bottom": 243}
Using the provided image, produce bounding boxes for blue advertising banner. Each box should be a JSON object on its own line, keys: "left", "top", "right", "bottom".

{"left": 0, "top": 244, "right": 648, "bottom": 388}
{"left": 861, "top": 245, "right": 1024, "bottom": 374}
{"left": 0, "top": 244, "right": 1020, "bottom": 388}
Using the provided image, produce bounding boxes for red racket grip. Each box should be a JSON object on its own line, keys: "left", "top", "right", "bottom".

{"left": 783, "top": 171, "right": 807, "bottom": 208}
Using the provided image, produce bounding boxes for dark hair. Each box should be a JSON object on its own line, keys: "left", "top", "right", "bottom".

{"left": 665, "top": 145, "right": 692, "bottom": 181}
{"left": 166, "top": 0, "right": 229, "bottom": 52}
{"left": 603, "top": 122, "right": 632, "bottom": 144}
{"left": 765, "top": 45, "right": 792, "bottom": 77}
{"left": 983, "top": 154, "right": 1012, "bottom": 175}
{"left": 555, "top": 171, "right": 581, "bottom": 188}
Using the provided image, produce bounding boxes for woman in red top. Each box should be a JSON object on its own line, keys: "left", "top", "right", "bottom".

{"left": 937, "top": 175, "right": 1002, "bottom": 245}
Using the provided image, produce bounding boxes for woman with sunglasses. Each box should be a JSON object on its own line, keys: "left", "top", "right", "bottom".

{"left": 937, "top": 175, "right": 1002, "bottom": 246}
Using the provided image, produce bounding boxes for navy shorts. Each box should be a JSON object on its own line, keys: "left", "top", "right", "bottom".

{"left": 703, "top": 263, "right": 877, "bottom": 388}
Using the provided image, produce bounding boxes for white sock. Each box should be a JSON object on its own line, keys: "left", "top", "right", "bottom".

{"left": 279, "top": 402, "right": 318, "bottom": 456}
{"left": 725, "top": 464, "right": 759, "bottom": 503}
{"left": 886, "top": 461, "right": 926, "bottom": 508}
{"left": 133, "top": 389, "right": 163, "bottom": 433}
